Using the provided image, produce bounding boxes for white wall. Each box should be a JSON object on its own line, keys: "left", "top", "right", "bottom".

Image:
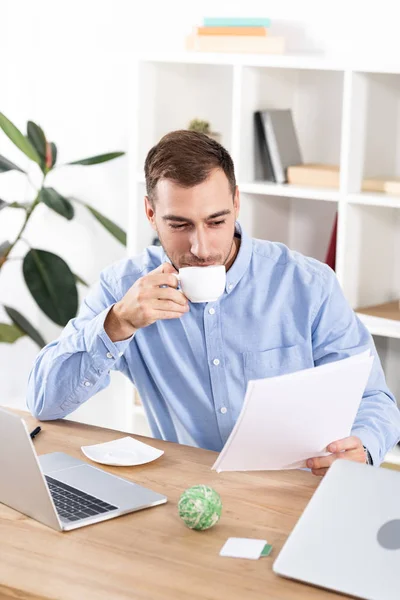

{"left": 1, "top": 0, "right": 399, "bottom": 431}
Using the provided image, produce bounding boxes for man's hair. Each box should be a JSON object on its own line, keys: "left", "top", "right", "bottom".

{"left": 144, "top": 130, "right": 236, "bottom": 205}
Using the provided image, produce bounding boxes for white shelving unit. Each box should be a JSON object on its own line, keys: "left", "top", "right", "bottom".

{"left": 131, "top": 52, "right": 400, "bottom": 462}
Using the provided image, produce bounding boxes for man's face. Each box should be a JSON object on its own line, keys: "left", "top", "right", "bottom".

{"left": 145, "top": 168, "right": 240, "bottom": 270}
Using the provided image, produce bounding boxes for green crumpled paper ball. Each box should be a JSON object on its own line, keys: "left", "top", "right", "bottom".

{"left": 178, "top": 485, "right": 222, "bottom": 531}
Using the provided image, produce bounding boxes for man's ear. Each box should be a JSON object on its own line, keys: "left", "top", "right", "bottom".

{"left": 233, "top": 186, "right": 240, "bottom": 220}
{"left": 144, "top": 196, "right": 157, "bottom": 231}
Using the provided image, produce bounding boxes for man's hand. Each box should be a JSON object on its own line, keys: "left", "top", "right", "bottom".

{"left": 307, "top": 436, "right": 367, "bottom": 477}
{"left": 104, "top": 263, "right": 189, "bottom": 342}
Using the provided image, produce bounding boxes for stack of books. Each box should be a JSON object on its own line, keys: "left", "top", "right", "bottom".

{"left": 186, "top": 17, "right": 285, "bottom": 54}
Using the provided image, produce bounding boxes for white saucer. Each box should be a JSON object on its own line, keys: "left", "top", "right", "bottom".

{"left": 81, "top": 436, "right": 164, "bottom": 466}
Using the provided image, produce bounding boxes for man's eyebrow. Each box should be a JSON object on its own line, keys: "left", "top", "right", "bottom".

{"left": 162, "top": 209, "right": 231, "bottom": 223}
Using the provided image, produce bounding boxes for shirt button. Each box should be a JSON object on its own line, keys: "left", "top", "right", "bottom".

{"left": 118, "top": 351, "right": 123, "bottom": 357}
{"left": 209, "top": 308, "right": 215, "bottom": 315}
{"left": 106, "top": 352, "right": 113, "bottom": 359}
{"left": 213, "top": 358, "right": 220, "bottom": 366}
{"left": 228, "top": 284, "right": 233, "bottom": 290}
{"left": 84, "top": 381, "right": 91, "bottom": 387}
{"left": 220, "top": 407, "right": 227, "bottom": 414}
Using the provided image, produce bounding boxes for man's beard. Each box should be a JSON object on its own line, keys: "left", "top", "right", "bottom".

{"left": 156, "top": 230, "right": 236, "bottom": 271}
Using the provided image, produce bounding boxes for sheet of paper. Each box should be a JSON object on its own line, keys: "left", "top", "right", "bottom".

{"left": 212, "top": 351, "right": 373, "bottom": 472}
{"left": 219, "top": 538, "right": 268, "bottom": 560}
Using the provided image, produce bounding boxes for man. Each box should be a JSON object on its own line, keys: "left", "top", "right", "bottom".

{"left": 27, "top": 130, "right": 400, "bottom": 476}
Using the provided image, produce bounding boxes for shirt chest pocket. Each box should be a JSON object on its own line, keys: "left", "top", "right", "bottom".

{"left": 242, "top": 345, "right": 308, "bottom": 382}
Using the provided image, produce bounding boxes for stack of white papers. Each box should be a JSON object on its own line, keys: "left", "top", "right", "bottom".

{"left": 212, "top": 351, "right": 373, "bottom": 472}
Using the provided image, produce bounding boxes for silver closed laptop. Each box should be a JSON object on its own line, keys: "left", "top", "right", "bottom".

{"left": 0, "top": 407, "right": 167, "bottom": 531}
{"left": 273, "top": 459, "right": 400, "bottom": 600}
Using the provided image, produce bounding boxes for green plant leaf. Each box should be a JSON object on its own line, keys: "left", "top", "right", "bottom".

{"left": 71, "top": 197, "right": 126, "bottom": 245}
{"left": 0, "top": 154, "right": 26, "bottom": 173}
{"left": 0, "top": 323, "right": 25, "bottom": 343}
{"left": 27, "top": 121, "right": 47, "bottom": 159}
{"left": 23, "top": 249, "right": 78, "bottom": 326}
{"left": 50, "top": 142, "right": 57, "bottom": 167}
{"left": 4, "top": 305, "right": 46, "bottom": 348}
{"left": 39, "top": 187, "right": 74, "bottom": 220}
{"left": 86, "top": 204, "right": 126, "bottom": 245}
{"left": 67, "top": 152, "right": 125, "bottom": 166}
{"left": 74, "top": 273, "right": 89, "bottom": 287}
{"left": 0, "top": 113, "right": 41, "bottom": 164}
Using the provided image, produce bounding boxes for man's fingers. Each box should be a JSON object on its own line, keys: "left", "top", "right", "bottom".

{"left": 312, "top": 467, "right": 328, "bottom": 477}
{"left": 156, "top": 287, "right": 188, "bottom": 306}
{"left": 152, "top": 300, "right": 189, "bottom": 314}
{"left": 338, "top": 448, "right": 366, "bottom": 463}
{"left": 308, "top": 448, "right": 365, "bottom": 471}
{"left": 153, "top": 310, "right": 188, "bottom": 321}
{"left": 327, "top": 436, "right": 362, "bottom": 453}
{"left": 308, "top": 454, "right": 336, "bottom": 470}
{"left": 152, "top": 262, "right": 177, "bottom": 274}
{"left": 149, "top": 272, "right": 180, "bottom": 289}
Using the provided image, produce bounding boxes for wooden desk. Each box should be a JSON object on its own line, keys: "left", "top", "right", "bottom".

{"left": 0, "top": 411, "right": 341, "bottom": 600}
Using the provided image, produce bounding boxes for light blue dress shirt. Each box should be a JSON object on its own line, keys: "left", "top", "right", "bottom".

{"left": 27, "top": 222, "right": 400, "bottom": 466}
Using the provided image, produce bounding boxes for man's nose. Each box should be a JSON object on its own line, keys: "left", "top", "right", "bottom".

{"left": 190, "top": 229, "right": 211, "bottom": 259}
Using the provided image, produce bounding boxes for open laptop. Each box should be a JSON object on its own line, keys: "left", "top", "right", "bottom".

{"left": 273, "top": 458, "right": 400, "bottom": 600}
{"left": 0, "top": 407, "right": 167, "bottom": 531}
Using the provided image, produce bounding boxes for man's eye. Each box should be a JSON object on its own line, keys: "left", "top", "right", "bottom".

{"left": 210, "top": 220, "right": 225, "bottom": 227}
{"left": 170, "top": 223, "right": 187, "bottom": 229}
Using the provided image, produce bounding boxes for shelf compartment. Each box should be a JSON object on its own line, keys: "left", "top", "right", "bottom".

{"left": 137, "top": 61, "right": 233, "bottom": 171}
{"left": 238, "top": 66, "right": 344, "bottom": 183}
{"left": 239, "top": 192, "right": 336, "bottom": 263}
{"left": 341, "top": 204, "right": 400, "bottom": 311}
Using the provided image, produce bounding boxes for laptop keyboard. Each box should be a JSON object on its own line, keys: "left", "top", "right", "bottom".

{"left": 45, "top": 475, "right": 118, "bottom": 522}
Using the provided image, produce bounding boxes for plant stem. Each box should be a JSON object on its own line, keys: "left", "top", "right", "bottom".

{"left": 0, "top": 172, "right": 46, "bottom": 270}
{"left": 0, "top": 195, "right": 39, "bottom": 264}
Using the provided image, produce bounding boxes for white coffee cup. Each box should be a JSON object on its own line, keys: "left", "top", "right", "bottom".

{"left": 175, "top": 265, "right": 226, "bottom": 303}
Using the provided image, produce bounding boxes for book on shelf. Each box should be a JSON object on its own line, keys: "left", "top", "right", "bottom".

{"left": 196, "top": 26, "right": 268, "bottom": 36}
{"left": 256, "top": 109, "right": 302, "bottom": 184}
{"left": 185, "top": 35, "right": 285, "bottom": 54}
{"left": 287, "top": 166, "right": 400, "bottom": 191}
{"left": 356, "top": 301, "right": 400, "bottom": 322}
{"left": 382, "top": 179, "right": 400, "bottom": 195}
{"left": 287, "top": 164, "right": 339, "bottom": 188}
{"left": 254, "top": 111, "right": 276, "bottom": 182}
{"left": 203, "top": 17, "right": 271, "bottom": 28}
{"left": 360, "top": 176, "right": 400, "bottom": 194}
{"left": 361, "top": 176, "right": 387, "bottom": 193}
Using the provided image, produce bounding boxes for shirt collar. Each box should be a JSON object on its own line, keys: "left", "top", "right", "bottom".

{"left": 224, "top": 221, "right": 252, "bottom": 294}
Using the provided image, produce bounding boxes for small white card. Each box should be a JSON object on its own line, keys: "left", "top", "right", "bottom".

{"left": 219, "top": 538, "right": 267, "bottom": 560}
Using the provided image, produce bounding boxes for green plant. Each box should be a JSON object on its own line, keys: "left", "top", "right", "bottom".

{"left": 188, "top": 118, "right": 211, "bottom": 135}
{"left": 0, "top": 112, "right": 126, "bottom": 348}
